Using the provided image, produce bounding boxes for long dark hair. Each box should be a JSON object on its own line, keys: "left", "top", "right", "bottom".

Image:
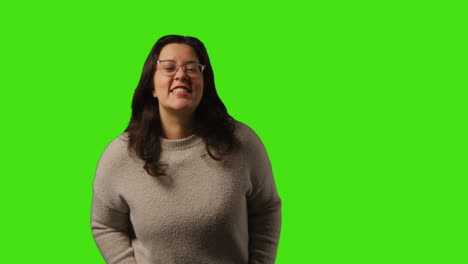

{"left": 124, "top": 35, "right": 236, "bottom": 177}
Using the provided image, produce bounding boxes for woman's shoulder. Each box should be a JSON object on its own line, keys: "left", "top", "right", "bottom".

{"left": 97, "top": 133, "right": 132, "bottom": 170}
{"left": 233, "top": 120, "right": 265, "bottom": 149}
{"left": 233, "top": 120, "right": 254, "bottom": 135}
{"left": 94, "top": 133, "right": 134, "bottom": 188}
{"left": 103, "top": 132, "right": 129, "bottom": 154}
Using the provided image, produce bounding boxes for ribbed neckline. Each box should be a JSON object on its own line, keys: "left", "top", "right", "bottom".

{"left": 160, "top": 133, "right": 203, "bottom": 151}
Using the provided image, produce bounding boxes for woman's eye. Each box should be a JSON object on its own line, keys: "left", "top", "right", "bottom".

{"left": 164, "top": 67, "right": 176, "bottom": 71}
{"left": 186, "top": 66, "right": 200, "bottom": 72}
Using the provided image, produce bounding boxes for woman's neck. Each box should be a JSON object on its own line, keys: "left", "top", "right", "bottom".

{"left": 159, "top": 110, "right": 196, "bottom": 140}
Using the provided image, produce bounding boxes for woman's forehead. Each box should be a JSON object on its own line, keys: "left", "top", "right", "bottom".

{"left": 158, "top": 43, "right": 199, "bottom": 62}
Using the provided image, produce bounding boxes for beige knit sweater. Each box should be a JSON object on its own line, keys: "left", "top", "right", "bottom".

{"left": 91, "top": 121, "right": 281, "bottom": 264}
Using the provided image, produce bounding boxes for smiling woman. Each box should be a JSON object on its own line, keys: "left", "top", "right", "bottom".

{"left": 153, "top": 44, "right": 205, "bottom": 122}
{"left": 90, "top": 35, "right": 282, "bottom": 264}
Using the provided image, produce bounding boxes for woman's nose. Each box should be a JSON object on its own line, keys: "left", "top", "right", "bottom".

{"left": 174, "top": 66, "right": 189, "bottom": 81}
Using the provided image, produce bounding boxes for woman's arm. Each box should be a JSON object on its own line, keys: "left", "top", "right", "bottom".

{"left": 91, "top": 135, "right": 137, "bottom": 264}
{"left": 91, "top": 195, "right": 137, "bottom": 264}
{"left": 245, "top": 128, "right": 282, "bottom": 264}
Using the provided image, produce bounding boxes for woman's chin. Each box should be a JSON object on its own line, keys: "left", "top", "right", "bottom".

{"left": 166, "top": 103, "right": 197, "bottom": 114}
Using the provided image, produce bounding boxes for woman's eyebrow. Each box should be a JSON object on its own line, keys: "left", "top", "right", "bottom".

{"left": 159, "top": 59, "right": 199, "bottom": 63}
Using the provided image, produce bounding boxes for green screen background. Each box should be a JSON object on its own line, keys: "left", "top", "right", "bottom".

{"left": 0, "top": 1, "right": 465, "bottom": 263}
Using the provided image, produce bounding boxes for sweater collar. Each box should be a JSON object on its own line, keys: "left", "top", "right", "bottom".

{"left": 160, "top": 133, "right": 203, "bottom": 151}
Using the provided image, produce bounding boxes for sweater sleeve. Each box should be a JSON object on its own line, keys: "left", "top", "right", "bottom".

{"left": 244, "top": 126, "right": 282, "bottom": 264}
{"left": 91, "top": 136, "right": 137, "bottom": 264}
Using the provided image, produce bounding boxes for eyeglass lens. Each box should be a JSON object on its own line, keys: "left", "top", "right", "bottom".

{"left": 158, "top": 61, "right": 203, "bottom": 77}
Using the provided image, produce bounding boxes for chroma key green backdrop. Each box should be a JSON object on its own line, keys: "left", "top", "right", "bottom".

{"left": 0, "top": 1, "right": 465, "bottom": 263}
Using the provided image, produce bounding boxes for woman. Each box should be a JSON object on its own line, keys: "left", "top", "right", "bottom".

{"left": 91, "top": 35, "right": 281, "bottom": 264}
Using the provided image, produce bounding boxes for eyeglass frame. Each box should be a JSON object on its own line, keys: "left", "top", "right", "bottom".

{"left": 156, "top": 60, "right": 206, "bottom": 77}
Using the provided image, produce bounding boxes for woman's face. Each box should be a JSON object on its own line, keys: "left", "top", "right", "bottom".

{"left": 153, "top": 43, "right": 204, "bottom": 116}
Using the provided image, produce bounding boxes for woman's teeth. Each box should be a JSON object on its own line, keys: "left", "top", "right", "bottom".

{"left": 172, "top": 88, "right": 190, "bottom": 93}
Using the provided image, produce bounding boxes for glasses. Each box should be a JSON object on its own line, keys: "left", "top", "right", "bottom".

{"left": 156, "top": 60, "right": 206, "bottom": 78}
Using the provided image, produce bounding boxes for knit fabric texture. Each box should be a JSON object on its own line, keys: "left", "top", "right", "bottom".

{"left": 91, "top": 121, "right": 281, "bottom": 264}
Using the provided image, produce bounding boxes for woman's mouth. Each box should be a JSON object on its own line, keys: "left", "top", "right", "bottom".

{"left": 171, "top": 87, "right": 191, "bottom": 93}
